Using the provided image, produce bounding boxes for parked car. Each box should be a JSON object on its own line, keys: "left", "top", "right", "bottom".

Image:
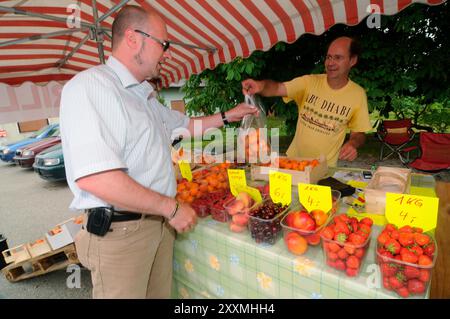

{"left": 33, "top": 143, "right": 65, "bottom": 181}
{"left": 13, "top": 128, "right": 61, "bottom": 168}
{"left": 0, "top": 123, "right": 59, "bottom": 163}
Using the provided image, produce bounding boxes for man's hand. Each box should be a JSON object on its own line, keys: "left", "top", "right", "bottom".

{"left": 226, "top": 103, "right": 259, "bottom": 122}
{"left": 242, "top": 79, "right": 264, "bottom": 95}
{"left": 339, "top": 142, "right": 358, "bottom": 161}
{"left": 167, "top": 202, "right": 197, "bottom": 233}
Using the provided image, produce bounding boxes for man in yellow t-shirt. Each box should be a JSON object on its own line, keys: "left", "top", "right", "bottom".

{"left": 242, "top": 37, "right": 372, "bottom": 167}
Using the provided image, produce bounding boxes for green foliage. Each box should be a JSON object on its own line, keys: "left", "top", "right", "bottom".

{"left": 182, "top": 2, "right": 449, "bottom": 133}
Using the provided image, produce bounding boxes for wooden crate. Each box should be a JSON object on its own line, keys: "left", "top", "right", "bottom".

{"left": 364, "top": 166, "right": 412, "bottom": 215}
{"left": 27, "top": 237, "right": 52, "bottom": 258}
{"left": 1, "top": 244, "right": 79, "bottom": 283}
{"left": 250, "top": 155, "right": 328, "bottom": 185}
{"left": 2, "top": 244, "right": 31, "bottom": 264}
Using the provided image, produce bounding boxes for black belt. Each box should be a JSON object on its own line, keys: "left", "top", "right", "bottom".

{"left": 85, "top": 208, "right": 142, "bottom": 222}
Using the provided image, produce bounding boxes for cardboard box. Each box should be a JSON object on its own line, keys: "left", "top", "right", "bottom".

{"left": 27, "top": 237, "right": 52, "bottom": 258}
{"left": 250, "top": 155, "right": 328, "bottom": 185}
{"left": 364, "top": 166, "right": 411, "bottom": 215}
{"left": 2, "top": 244, "right": 31, "bottom": 264}
{"left": 45, "top": 217, "right": 83, "bottom": 250}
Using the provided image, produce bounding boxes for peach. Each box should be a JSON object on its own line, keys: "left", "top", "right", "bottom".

{"left": 237, "top": 192, "right": 253, "bottom": 208}
{"left": 232, "top": 213, "right": 249, "bottom": 226}
{"left": 229, "top": 222, "right": 247, "bottom": 233}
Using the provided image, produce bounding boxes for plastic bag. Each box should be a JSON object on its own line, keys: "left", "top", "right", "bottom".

{"left": 237, "top": 95, "right": 271, "bottom": 163}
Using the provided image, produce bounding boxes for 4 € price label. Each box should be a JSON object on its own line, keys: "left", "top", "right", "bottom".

{"left": 385, "top": 193, "right": 439, "bottom": 232}
{"left": 227, "top": 169, "right": 247, "bottom": 196}
{"left": 298, "top": 183, "right": 332, "bottom": 213}
{"left": 178, "top": 160, "right": 192, "bottom": 182}
{"left": 269, "top": 171, "right": 292, "bottom": 206}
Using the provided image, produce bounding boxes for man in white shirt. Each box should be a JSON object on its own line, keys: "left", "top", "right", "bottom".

{"left": 60, "top": 5, "right": 257, "bottom": 299}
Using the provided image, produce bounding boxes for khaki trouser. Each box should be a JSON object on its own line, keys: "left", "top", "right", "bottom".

{"left": 75, "top": 215, "right": 175, "bottom": 298}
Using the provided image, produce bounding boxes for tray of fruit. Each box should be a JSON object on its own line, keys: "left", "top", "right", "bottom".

{"left": 280, "top": 190, "right": 341, "bottom": 255}
{"left": 251, "top": 156, "right": 328, "bottom": 185}
{"left": 321, "top": 215, "right": 373, "bottom": 277}
{"left": 376, "top": 224, "right": 437, "bottom": 298}
{"left": 223, "top": 192, "right": 255, "bottom": 233}
{"left": 248, "top": 199, "right": 289, "bottom": 245}
{"left": 190, "top": 189, "right": 234, "bottom": 221}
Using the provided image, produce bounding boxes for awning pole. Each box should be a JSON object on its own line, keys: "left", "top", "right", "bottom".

{"left": 0, "top": 28, "right": 88, "bottom": 48}
{"left": 0, "top": 6, "right": 95, "bottom": 29}
{"left": 57, "top": 34, "right": 90, "bottom": 69}
{"left": 92, "top": 0, "right": 105, "bottom": 64}
{"left": 98, "top": 0, "right": 131, "bottom": 23}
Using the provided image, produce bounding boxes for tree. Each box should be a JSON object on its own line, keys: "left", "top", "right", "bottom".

{"left": 182, "top": 2, "right": 449, "bottom": 133}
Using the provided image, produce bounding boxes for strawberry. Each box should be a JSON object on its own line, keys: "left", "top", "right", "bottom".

{"left": 360, "top": 217, "right": 373, "bottom": 227}
{"left": 335, "top": 259, "right": 346, "bottom": 271}
{"left": 418, "top": 255, "right": 433, "bottom": 266}
{"left": 338, "top": 214, "right": 351, "bottom": 223}
{"left": 377, "top": 231, "right": 391, "bottom": 246}
{"left": 413, "top": 227, "right": 423, "bottom": 233}
{"left": 349, "top": 220, "right": 358, "bottom": 233}
{"left": 346, "top": 255, "right": 360, "bottom": 269}
{"left": 381, "top": 263, "right": 398, "bottom": 277}
{"left": 346, "top": 267, "right": 358, "bottom": 277}
{"left": 395, "top": 255, "right": 403, "bottom": 262}
{"left": 409, "top": 245, "right": 423, "bottom": 257}
{"left": 334, "top": 221, "right": 351, "bottom": 235}
{"left": 385, "top": 224, "right": 397, "bottom": 233}
{"left": 327, "top": 252, "right": 338, "bottom": 261}
{"left": 327, "top": 259, "right": 337, "bottom": 268}
{"left": 407, "top": 279, "right": 426, "bottom": 294}
{"left": 383, "top": 277, "right": 392, "bottom": 290}
{"left": 401, "top": 250, "right": 418, "bottom": 264}
{"left": 398, "top": 232, "right": 415, "bottom": 247}
{"left": 390, "top": 230, "right": 399, "bottom": 240}
{"left": 337, "top": 248, "right": 349, "bottom": 260}
{"left": 321, "top": 226, "right": 334, "bottom": 240}
{"left": 334, "top": 232, "right": 347, "bottom": 244}
{"left": 423, "top": 242, "right": 435, "bottom": 257}
{"left": 354, "top": 248, "right": 365, "bottom": 259}
{"left": 385, "top": 239, "right": 401, "bottom": 255}
{"left": 389, "top": 274, "right": 405, "bottom": 289}
{"left": 378, "top": 248, "right": 394, "bottom": 262}
{"left": 414, "top": 233, "right": 431, "bottom": 247}
{"left": 419, "top": 269, "right": 430, "bottom": 283}
{"left": 357, "top": 224, "right": 371, "bottom": 237}
{"left": 403, "top": 265, "right": 420, "bottom": 279}
{"left": 399, "top": 225, "right": 414, "bottom": 233}
{"left": 349, "top": 233, "right": 365, "bottom": 246}
{"left": 328, "top": 242, "right": 341, "bottom": 253}
{"left": 396, "top": 287, "right": 410, "bottom": 298}
{"left": 344, "top": 245, "right": 356, "bottom": 255}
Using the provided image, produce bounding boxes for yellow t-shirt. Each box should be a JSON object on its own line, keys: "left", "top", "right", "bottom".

{"left": 283, "top": 74, "right": 372, "bottom": 167}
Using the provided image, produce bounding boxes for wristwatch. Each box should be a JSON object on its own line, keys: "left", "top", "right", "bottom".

{"left": 221, "top": 111, "right": 229, "bottom": 125}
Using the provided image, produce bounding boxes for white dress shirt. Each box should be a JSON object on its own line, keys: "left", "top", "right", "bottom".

{"left": 60, "top": 56, "right": 189, "bottom": 210}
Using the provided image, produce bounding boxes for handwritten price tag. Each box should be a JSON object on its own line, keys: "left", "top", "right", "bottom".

{"left": 235, "top": 185, "right": 263, "bottom": 203}
{"left": 227, "top": 169, "right": 247, "bottom": 196}
{"left": 385, "top": 193, "right": 439, "bottom": 232}
{"left": 269, "top": 171, "right": 292, "bottom": 206}
{"left": 298, "top": 183, "right": 332, "bottom": 213}
{"left": 178, "top": 160, "right": 192, "bottom": 182}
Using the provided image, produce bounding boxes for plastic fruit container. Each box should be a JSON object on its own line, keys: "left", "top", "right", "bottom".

{"left": 376, "top": 231, "right": 437, "bottom": 298}
{"left": 248, "top": 199, "right": 289, "bottom": 245}
{"left": 322, "top": 233, "right": 370, "bottom": 277}
{"left": 190, "top": 201, "right": 210, "bottom": 218}
{"left": 223, "top": 198, "right": 253, "bottom": 233}
{"left": 281, "top": 190, "right": 341, "bottom": 250}
{"left": 210, "top": 205, "right": 230, "bottom": 222}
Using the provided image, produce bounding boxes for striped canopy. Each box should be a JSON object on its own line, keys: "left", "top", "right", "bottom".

{"left": 0, "top": 0, "right": 446, "bottom": 88}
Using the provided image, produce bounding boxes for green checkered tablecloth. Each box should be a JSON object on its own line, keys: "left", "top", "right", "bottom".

{"left": 172, "top": 170, "right": 436, "bottom": 299}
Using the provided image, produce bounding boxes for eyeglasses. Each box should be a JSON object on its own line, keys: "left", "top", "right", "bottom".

{"left": 325, "top": 54, "right": 346, "bottom": 62}
{"left": 134, "top": 29, "right": 170, "bottom": 52}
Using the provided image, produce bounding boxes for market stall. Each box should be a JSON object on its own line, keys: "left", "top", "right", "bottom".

{"left": 171, "top": 163, "right": 439, "bottom": 299}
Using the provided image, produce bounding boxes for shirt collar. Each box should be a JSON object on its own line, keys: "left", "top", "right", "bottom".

{"left": 106, "top": 56, "right": 154, "bottom": 98}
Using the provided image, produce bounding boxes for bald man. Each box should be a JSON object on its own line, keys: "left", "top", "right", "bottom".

{"left": 242, "top": 37, "right": 372, "bottom": 167}
{"left": 60, "top": 5, "right": 257, "bottom": 298}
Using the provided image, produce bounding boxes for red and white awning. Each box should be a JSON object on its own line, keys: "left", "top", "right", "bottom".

{"left": 0, "top": 0, "right": 446, "bottom": 88}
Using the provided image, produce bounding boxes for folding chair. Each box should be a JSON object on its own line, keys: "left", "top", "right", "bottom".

{"left": 401, "top": 132, "right": 450, "bottom": 173}
{"left": 377, "top": 119, "right": 415, "bottom": 161}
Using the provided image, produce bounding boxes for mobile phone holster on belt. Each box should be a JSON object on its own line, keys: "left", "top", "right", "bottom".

{"left": 86, "top": 207, "right": 113, "bottom": 236}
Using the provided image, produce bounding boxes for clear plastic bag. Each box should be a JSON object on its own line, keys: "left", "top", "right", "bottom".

{"left": 237, "top": 95, "right": 271, "bottom": 163}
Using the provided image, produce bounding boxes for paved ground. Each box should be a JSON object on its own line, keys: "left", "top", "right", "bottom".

{"left": 0, "top": 162, "right": 91, "bottom": 299}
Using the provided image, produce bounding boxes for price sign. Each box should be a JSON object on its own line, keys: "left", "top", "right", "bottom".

{"left": 269, "top": 171, "right": 291, "bottom": 206}
{"left": 298, "top": 183, "right": 332, "bottom": 213}
{"left": 235, "top": 185, "right": 263, "bottom": 203}
{"left": 385, "top": 193, "right": 439, "bottom": 232}
{"left": 178, "top": 160, "right": 193, "bottom": 182}
{"left": 227, "top": 169, "right": 247, "bottom": 196}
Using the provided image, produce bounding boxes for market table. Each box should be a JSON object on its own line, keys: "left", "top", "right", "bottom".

{"left": 171, "top": 169, "right": 438, "bottom": 299}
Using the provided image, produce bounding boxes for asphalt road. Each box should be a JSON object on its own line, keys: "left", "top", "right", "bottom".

{"left": 0, "top": 162, "right": 91, "bottom": 299}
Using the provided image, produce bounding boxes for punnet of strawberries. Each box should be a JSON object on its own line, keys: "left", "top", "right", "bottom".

{"left": 376, "top": 224, "right": 436, "bottom": 298}
{"left": 321, "top": 214, "right": 373, "bottom": 277}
